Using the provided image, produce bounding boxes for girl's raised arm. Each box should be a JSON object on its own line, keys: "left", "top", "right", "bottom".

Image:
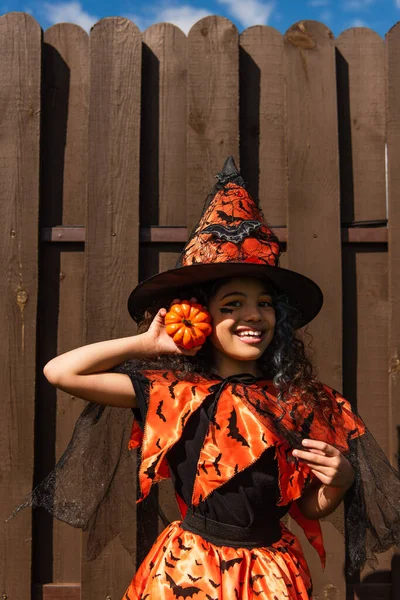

{"left": 43, "top": 306, "right": 202, "bottom": 408}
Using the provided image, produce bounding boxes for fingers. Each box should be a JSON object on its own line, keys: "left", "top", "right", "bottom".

{"left": 170, "top": 297, "right": 199, "bottom": 307}
{"left": 301, "top": 439, "right": 339, "bottom": 457}
{"left": 293, "top": 449, "right": 337, "bottom": 467}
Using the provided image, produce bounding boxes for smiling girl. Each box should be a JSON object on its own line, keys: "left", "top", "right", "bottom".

{"left": 22, "top": 158, "right": 400, "bottom": 599}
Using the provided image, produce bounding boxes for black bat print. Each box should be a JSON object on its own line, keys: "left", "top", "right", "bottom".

{"left": 153, "top": 573, "right": 161, "bottom": 578}
{"left": 201, "top": 461, "right": 208, "bottom": 474}
{"left": 156, "top": 438, "right": 161, "bottom": 449}
{"left": 170, "top": 550, "right": 180, "bottom": 561}
{"left": 254, "top": 592, "right": 263, "bottom": 597}
{"left": 169, "top": 380, "right": 179, "bottom": 399}
{"left": 216, "top": 209, "right": 236, "bottom": 224}
{"left": 187, "top": 574, "right": 201, "bottom": 582}
{"left": 165, "top": 557, "right": 175, "bottom": 568}
{"left": 177, "top": 537, "right": 191, "bottom": 551}
{"left": 227, "top": 408, "right": 250, "bottom": 447}
{"left": 251, "top": 553, "right": 258, "bottom": 562}
{"left": 201, "top": 220, "right": 262, "bottom": 244}
{"left": 163, "top": 546, "right": 167, "bottom": 551}
{"left": 165, "top": 572, "right": 202, "bottom": 598}
{"left": 288, "top": 475, "right": 294, "bottom": 487}
{"left": 261, "top": 433, "right": 267, "bottom": 444}
{"left": 144, "top": 453, "right": 163, "bottom": 480}
{"left": 181, "top": 409, "right": 191, "bottom": 429}
{"left": 234, "top": 589, "right": 239, "bottom": 599}
{"left": 149, "top": 561, "right": 155, "bottom": 570}
{"left": 156, "top": 400, "right": 167, "bottom": 422}
{"left": 347, "top": 427, "right": 358, "bottom": 441}
{"left": 140, "top": 595, "right": 150, "bottom": 600}
{"left": 213, "top": 452, "right": 222, "bottom": 476}
{"left": 191, "top": 385, "right": 197, "bottom": 397}
{"left": 336, "top": 400, "right": 345, "bottom": 413}
{"left": 162, "top": 371, "right": 169, "bottom": 379}
{"left": 250, "top": 574, "right": 265, "bottom": 585}
{"left": 300, "top": 411, "right": 314, "bottom": 438}
{"left": 125, "top": 594, "right": 131, "bottom": 600}
{"left": 234, "top": 463, "right": 239, "bottom": 474}
{"left": 220, "top": 557, "right": 243, "bottom": 573}
{"left": 273, "top": 573, "right": 284, "bottom": 580}
{"left": 208, "top": 579, "right": 220, "bottom": 589}
{"left": 206, "top": 595, "right": 217, "bottom": 600}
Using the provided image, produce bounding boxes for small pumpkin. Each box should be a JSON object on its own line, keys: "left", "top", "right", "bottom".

{"left": 165, "top": 300, "right": 212, "bottom": 349}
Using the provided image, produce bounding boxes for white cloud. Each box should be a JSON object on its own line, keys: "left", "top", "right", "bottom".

{"left": 352, "top": 18, "right": 367, "bottom": 26}
{"left": 396, "top": 0, "right": 400, "bottom": 8}
{"left": 157, "top": 5, "right": 210, "bottom": 33}
{"left": 309, "top": 0, "right": 330, "bottom": 6}
{"left": 342, "top": 0, "right": 375, "bottom": 11}
{"left": 42, "top": 1, "right": 98, "bottom": 31}
{"left": 217, "top": 0, "right": 274, "bottom": 28}
{"left": 320, "top": 9, "right": 333, "bottom": 22}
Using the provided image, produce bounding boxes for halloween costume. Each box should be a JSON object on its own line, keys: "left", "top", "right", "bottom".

{"left": 10, "top": 158, "right": 400, "bottom": 599}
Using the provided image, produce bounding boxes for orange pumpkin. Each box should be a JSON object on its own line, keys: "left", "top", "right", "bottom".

{"left": 165, "top": 300, "right": 212, "bottom": 349}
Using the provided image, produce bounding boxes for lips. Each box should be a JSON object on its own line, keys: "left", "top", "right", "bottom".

{"left": 235, "top": 328, "right": 265, "bottom": 344}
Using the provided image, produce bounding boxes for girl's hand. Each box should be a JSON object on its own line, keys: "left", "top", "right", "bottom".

{"left": 293, "top": 439, "right": 355, "bottom": 490}
{"left": 143, "top": 298, "right": 203, "bottom": 357}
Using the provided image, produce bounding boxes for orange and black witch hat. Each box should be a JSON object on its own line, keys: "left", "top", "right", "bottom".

{"left": 128, "top": 157, "right": 323, "bottom": 327}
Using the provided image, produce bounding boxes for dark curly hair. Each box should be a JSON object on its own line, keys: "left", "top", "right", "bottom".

{"left": 134, "top": 276, "right": 324, "bottom": 402}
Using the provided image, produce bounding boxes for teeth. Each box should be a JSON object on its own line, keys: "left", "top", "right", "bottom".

{"left": 237, "top": 330, "right": 263, "bottom": 337}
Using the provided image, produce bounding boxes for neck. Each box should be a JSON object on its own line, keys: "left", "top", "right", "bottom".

{"left": 211, "top": 350, "right": 261, "bottom": 379}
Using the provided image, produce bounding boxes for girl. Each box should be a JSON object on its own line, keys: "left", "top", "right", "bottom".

{"left": 17, "top": 157, "right": 400, "bottom": 599}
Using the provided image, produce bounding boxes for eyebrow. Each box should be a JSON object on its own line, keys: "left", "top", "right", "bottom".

{"left": 220, "top": 291, "right": 273, "bottom": 300}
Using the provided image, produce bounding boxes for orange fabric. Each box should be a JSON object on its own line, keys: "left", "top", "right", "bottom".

{"left": 181, "top": 182, "right": 281, "bottom": 268}
{"left": 124, "top": 521, "right": 313, "bottom": 600}
{"left": 128, "top": 371, "right": 366, "bottom": 574}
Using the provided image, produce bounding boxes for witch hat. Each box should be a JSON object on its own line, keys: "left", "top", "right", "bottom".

{"left": 128, "top": 157, "right": 323, "bottom": 327}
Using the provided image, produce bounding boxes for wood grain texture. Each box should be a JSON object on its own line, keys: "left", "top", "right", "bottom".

{"left": 387, "top": 22, "right": 400, "bottom": 475}
{"left": 240, "top": 26, "right": 287, "bottom": 226}
{"left": 285, "top": 20, "right": 345, "bottom": 599}
{"left": 0, "top": 12, "right": 41, "bottom": 599}
{"left": 42, "top": 22, "right": 89, "bottom": 583}
{"left": 336, "top": 28, "right": 386, "bottom": 224}
{"left": 141, "top": 23, "right": 187, "bottom": 227}
{"left": 42, "top": 24, "right": 89, "bottom": 226}
{"left": 83, "top": 17, "right": 141, "bottom": 598}
{"left": 187, "top": 16, "right": 239, "bottom": 232}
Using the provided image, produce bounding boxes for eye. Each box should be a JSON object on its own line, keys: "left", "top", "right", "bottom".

{"left": 259, "top": 300, "right": 273, "bottom": 308}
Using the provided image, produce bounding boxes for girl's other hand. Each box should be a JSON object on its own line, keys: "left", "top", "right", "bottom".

{"left": 143, "top": 297, "right": 203, "bottom": 357}
{"left": 293, "top": 439, "right": 355, "bottom": 491}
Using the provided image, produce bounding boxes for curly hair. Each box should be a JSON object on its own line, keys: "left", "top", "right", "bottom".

{"left": 134, "top": 276, "right": 324, "bottom": 402}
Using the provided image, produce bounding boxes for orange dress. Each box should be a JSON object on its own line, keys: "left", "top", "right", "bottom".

{"left": 122, "top": 371, "right": 365, "bottom": 600}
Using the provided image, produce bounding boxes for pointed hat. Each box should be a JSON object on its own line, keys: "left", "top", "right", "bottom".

{"left": 128, "top": 157, "right": 323, "bottom": 327}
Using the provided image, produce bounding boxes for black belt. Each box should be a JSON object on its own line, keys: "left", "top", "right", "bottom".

{"left": 181, "top": 511, "right": 282, "bottom": 549}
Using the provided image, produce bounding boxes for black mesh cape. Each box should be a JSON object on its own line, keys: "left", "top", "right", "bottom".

{"left": 7, "top": 366, "right": 400, "bottom": 574}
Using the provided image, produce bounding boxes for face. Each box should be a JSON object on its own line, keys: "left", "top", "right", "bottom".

{"left": 207, "top": 277, "right": 276, "bottom": 377}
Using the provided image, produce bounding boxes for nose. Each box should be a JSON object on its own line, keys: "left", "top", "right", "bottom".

{"left": 242, "top": 302, "right": 263, "bottom": 322}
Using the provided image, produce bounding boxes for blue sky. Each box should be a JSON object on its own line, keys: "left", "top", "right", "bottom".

{"left": 1, "top": 0, "right": 399, "bottom": 37}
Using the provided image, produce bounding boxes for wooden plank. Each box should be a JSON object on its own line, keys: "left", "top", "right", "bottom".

{"left": 285, "top": 20, "right": 345, "bottom": 599}
{"left": 387, "top": 21, "right": 400, "bottom": 476}
{"left": 42, "top": 24, "right": 89, "bottom": 226}
{"left": 336, "top": 28, "right": 386, "bottom": 224}
{"left": 42, "top": 22, "right": 89, "bottom": 584}
{"left": 41, "top": 225, "right": 389, "bottom": 243}
{"left": 0, "top": 12, "right": 41, "bottom": 599}
{"left": 240, "top": 26, "right": 287, "bottom": 226}
{"left": 33, "top": 583, "right": 81, "bottom": 600}
{"left": 141, "top": 23, "right": 187, "bottom": 227}
{"left": 83, "top": 17, "right": 141, "bottom": 599}
{"left": 187, "top": 16, "right": 239, "bottom": 231}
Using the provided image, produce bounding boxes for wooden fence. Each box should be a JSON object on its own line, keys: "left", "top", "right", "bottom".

{"left": 0, "top": 11, "right": 399, "bottom": 600}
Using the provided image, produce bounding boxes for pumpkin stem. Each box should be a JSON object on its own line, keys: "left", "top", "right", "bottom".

{"left": 182, "top": 319, "right": 192, "bottom": 327}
